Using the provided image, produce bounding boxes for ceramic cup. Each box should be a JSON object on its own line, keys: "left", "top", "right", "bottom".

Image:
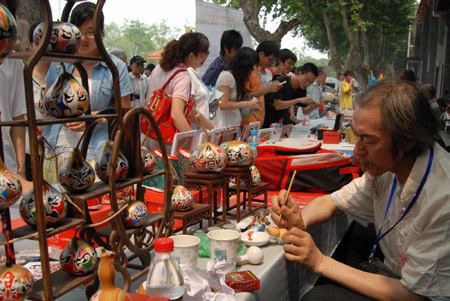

{"left": 169, "top": 235, "right": 201, "bottom": 271}
{"left": 207, "top": 229, "right": 240, "bottom": 272}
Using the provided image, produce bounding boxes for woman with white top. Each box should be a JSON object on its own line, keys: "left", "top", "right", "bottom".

{"left": 213, "top": 47, "right": 261, "bottom": 128}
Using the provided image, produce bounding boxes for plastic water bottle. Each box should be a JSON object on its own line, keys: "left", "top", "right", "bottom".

{"left": 146, "top": 237, "right": 184, "bottom": 300}
{"left": 248, "top": 129, "right": 259, "bottom": 157}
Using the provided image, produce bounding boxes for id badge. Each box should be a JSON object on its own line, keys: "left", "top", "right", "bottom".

{"left": 359, "top": 258, "right": 400, "bottom": 279}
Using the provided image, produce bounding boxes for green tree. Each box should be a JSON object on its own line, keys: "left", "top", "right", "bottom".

{"left": 210, "top": 0, "right": 416, "bottom": 89}
{"left": 103, "top": 19, "right": 182, "bottom": 64}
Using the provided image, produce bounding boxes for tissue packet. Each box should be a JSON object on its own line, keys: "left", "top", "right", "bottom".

{"left": 225, "top": 270, "right": 260, "bottom": 293}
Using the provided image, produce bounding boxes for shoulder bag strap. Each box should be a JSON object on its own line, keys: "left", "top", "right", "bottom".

{"left": 159, "top": 68, "right": 187, "bottom": 93}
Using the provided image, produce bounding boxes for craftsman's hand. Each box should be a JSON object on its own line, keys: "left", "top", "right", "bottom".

{"left": 65, "top": 121, "right": 86, "bottom": 132}
{"left": 290, "top": 115, "right": 299, "bottom": 124}
{"left": 283, "top": 227, "right": 324, "bottom": 273}
{"left": 270, "top": 189, "right": 304, "bottom": 230}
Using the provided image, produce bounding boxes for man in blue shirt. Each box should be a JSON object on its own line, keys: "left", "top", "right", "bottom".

{"left": 201, "top": 29, "right": 243, "bottom": 86}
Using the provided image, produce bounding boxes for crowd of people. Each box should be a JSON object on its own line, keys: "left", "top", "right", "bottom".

{"left": 0, "top": 0, "right": 448, "bottom": 300}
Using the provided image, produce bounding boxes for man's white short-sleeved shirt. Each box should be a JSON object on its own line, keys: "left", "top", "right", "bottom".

{"left": 332, "top": 143, "right": 450, "bottom": 298}
{"left": 0, "top": 58, "right": 27, "bottom": 172}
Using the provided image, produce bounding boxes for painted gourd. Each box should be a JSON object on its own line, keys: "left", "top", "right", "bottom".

{"left": 141, "top": 146, "right": 155, "bottom": 174}
{"left": 95, "top": 141, "right": 129, "bottom": 183}
{"left": 19, "top": 182, "right": 68, "bottom": 227}
{"left": 220, "top": 140, "right": 254, "bottom": 166}
{"left": 0, "top": 4, "right": 17, "bottom": 65}
{"left": 58, "top": 148, "right": 95, "bottom": 192}
{"left": 89, "top": 248, "right": 131, "bottom": 301}
{"left": 0, "top": 156, "right": 22, "bottom": 209}
{"left": 60, "top": 237, "right": 97, "bottom": 276}
{"left": 44, "top": 68, "right": 89, "bottom": 118}
{"left": 250, "top": 165, "right": 261, "bottom": 185}
{"left": 171, "top": 185, "right": 194, "bottom": 211}
{"left": 190, "top": 142, "right": 226, "bottom": 173}
{"left": 33, "top": 22, "right": 81, "bottom": 54}
{"left": 0, "top": 264, "right": 33, "bottom": 300}
{"left": 122, "top": 201, "right": 148, "bottom": 227}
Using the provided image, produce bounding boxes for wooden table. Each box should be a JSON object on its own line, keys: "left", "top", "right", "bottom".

{"left": 183, "top": 172, "right": 227, "bottom": 225}
{"left": 222, "top": 165, "right": 253, "bottom": 222}
{"left": 228, "top": 182, "right": 269, "bottom": 217}
{"left": 172, "top": 203, "right": 211, "bottom": 234}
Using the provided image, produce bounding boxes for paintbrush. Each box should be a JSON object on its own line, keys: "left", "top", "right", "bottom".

{"left": 278, "top": 170, "right": 297, "bottom": 225}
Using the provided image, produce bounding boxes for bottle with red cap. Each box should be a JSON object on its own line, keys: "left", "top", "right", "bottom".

{"left": 146, "top": 237, "right": 184, "bottom": 299}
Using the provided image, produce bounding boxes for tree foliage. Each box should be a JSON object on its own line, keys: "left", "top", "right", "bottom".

{"left": 103, "top": 20, "right": 182, "bottom": 64}
{"left": 210, "top": 0, "right": 416, "bottom": 89}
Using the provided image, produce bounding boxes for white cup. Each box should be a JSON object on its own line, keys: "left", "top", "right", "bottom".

{"left": 207, "top": 229, "right": 241, "bottom": 272}
{"left": 169, "top": 235, "right": 201, "bottom": 270}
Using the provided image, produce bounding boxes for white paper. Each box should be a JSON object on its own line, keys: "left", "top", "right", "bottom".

{"left": 180, "top": 260, "right": 236, "bottom": 301}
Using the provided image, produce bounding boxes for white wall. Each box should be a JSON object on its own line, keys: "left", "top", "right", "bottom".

{"left": 195, "top": 0, "right": 253, "bottom": 77}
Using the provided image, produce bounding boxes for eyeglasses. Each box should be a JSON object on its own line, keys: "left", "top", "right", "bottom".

{"left": 81, "top": 31, "right": 95, "bottom": 38}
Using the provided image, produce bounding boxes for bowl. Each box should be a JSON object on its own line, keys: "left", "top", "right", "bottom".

{"left": 241, "top": 230, "right": 269, "bottom": 247}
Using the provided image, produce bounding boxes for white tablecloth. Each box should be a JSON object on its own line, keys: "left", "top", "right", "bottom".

{"left": 198, "top": 214, "right": 348, "bottom": 300}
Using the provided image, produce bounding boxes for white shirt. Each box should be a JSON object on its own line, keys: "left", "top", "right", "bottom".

{"left": 260, "top": 69, "right": 273, "bottom": 87}
{"left": 332, "top": 143, "right": 450, "bottom": 297}
{"left": 214, "top": 71, "right": 241, "bottom": 128}
{"left": 0, "top": 58, "right": 27, "bottom": 172}
{"left": 306, "top": 81, "right": 322, "bottom": 120}
{"left": 187, "top": 67, "right": 208, "bottom": 130}
{"left": 129, "top": 72, "right": 147, "bottom": 108}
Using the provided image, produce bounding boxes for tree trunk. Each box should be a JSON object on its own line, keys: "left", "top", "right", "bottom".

{"left": 361, "top": 28, "right": 371, "bottom": 82}
{"left": 323, "top": 11, "right": 344, "bottom": 75}
{"left": 237, "top": 0, "right": 310, "bottom": 45}
{"left": 15, "top": 0, "right": 45, "bottom": 51}
{"left": 376, "top": 26, "right": 386, "bottom": 68}
{"left": 341, "top": 7, "right": 367, "bottom": 90}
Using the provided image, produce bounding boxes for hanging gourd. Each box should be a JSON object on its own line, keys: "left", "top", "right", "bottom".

{"left": 0, "top": 4, "right": 17, "bottom": 65}
{"left": 60, "top": 237, "right": 97, "bottom": 276}
{"left": 19, "top": 181, "right": 68, "bottom": 227}
{"left": 95, "top": 141, "right": 129, "bottom": 183}
{"left": 33, "top": 22, "right": 81, "bottom": 54}
{"left": 44, "top": 64, "right": 89, "bottom": 118}
{"left": 0, "top": 156, "right": 22, "bottom": 209}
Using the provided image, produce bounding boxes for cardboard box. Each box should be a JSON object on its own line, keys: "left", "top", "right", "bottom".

{"left": 323, "top": 130, "right": 342, "bottom": 144}
{"left": 226, "top": 270, "right": 260, "bottom": 293}
{"left": 317, "top": 128, "right": 332, "bottom": 140}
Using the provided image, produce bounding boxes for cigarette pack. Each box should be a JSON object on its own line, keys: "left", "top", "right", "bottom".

{"left": 225, "top": 270, "right": 260, "bottom": 293}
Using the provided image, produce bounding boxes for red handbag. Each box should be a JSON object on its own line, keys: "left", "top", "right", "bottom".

{"left": 140, "top": 69, "right": 194, "bottom": 143}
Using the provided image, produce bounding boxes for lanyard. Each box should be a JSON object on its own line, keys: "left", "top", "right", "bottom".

{"left": 368, "top": 147, "right": 434, "bottom": 263}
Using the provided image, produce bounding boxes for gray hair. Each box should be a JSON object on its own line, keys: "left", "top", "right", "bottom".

{"left": 355, "top": 79, "right": 439, "bottom": 159}
{"left": 110, "top": 49, "right": 126, "bottom": 58}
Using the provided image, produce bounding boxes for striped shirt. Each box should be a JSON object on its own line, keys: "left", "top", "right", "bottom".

{"left": 148, "top": 63, "right": 191, "bottom": 104}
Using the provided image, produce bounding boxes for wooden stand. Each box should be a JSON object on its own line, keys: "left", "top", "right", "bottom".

{"left": 183, "top": 172, "right": 227, "bottom": 225}
{"left": 223, "top": 165, "right": 253, "bottom": 222}
{"left": 228, "top": 182, "right": 269, "bottom": 217}
{"left": 171, "top": 203, "right": 211, "bottom": 234}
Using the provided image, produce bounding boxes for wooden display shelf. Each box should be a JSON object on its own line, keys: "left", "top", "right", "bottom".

{"left": 9, "top": 51, "right": 103, "bottom": 64}
{"left": 11, "top": 218, "right": 84, "bottom": 240}
{"left": 0, "top": 113, "right": 119, "bottom": 127}
{"left": 96, "top": 212, "right": 163, "bottom": 237}
{"left": 28, "top": 265, "right": 98, "bottom": 300}
{"left": 69, "top": 171, "right": 165, "bottom": 203}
